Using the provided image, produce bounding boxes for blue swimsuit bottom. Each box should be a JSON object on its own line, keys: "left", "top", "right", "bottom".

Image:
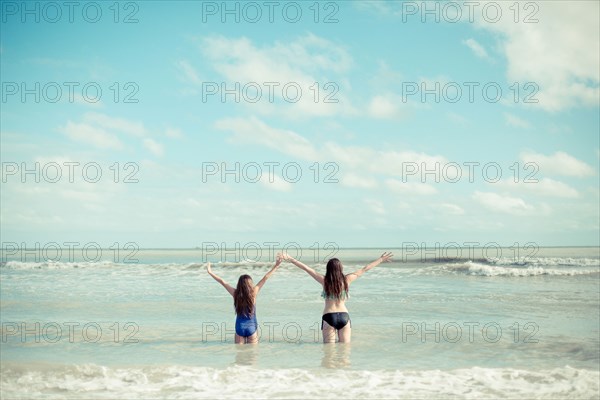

{"left": 235, "top": 312, "right": 258, "bottom": 337}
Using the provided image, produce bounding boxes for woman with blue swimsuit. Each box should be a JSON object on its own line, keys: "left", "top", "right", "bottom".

{"left": 280, "top": 252, "right": 393, "bottom": 343}
{"left": 206, "top": 256, "right": 281, "bottom": 344}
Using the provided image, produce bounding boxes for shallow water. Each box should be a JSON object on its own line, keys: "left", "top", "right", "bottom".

{"left": 1, "top": 247, "right": 599, "bottom": 398}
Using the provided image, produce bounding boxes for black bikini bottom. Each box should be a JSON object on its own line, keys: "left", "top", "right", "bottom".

{"left": 321, "top": 312, "right": 351, "bottom": 330}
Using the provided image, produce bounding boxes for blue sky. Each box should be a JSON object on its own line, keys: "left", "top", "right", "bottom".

{"left": 1, "top": 1, "right": 599, "bottom": 249}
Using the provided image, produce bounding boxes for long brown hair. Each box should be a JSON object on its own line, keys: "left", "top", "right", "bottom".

{"left": 234, "top": 274, "right": 255, "bottom": 316}
{"left": 324, "top": 258, "right": 348, "bottom": 300}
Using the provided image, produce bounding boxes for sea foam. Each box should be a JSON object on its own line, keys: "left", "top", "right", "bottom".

{"left": 1, "top": 363, "right": 597, "bottom": 399}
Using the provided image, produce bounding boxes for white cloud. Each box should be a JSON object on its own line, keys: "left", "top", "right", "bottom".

{"left": 354, "top": 0, "right": 394, "bottom": 15}
{"left": 176, "top": 60, "right": 202, "bottom": 85}
{"left": 473, "top": 191, "right": 535, "bottom": 215}
{"left": 547, "top": 123, "right": 574, "bottom": 135}
{"left": 446, "top": 112, "right": 469, "bottom": 126}
{"left": 200, "top": 34, "right": 354, "bottom": 117}
{"left": 475, "top": 2, "right": 599, "bottom": 111}
{"left": 12, "top": 210, "right": 64, "bottom": 225}
{"left": 364, "top": 199, "right": 386, "bottom": 215}
{"left": 259, "top": 173, "right": 292, "bottom": 192}
{"left": 73, "top": 94, "right": 103, "bottom": 108}
{"left": 419, "top": 75, "right": 452, "bottom": 88}
{"left": 59, "top": 121, "right": 123, "bottom": 150}
{"left": 83, "top": 112, "right": 145, "bottom": 137}
{"left": 371, "top": 60, "right": 404, "bottom": 88}
{"left": 34, "top": 156, "right": 78, "bottom": 166}
{"left": 322, "top": 142, "right": 447, "bottom": 179}
{"left": 341, "top": 174, "right": 378, "bottom": 189}
{"left": 202, "top": 33, "right": 351, "bottom": 75}
{"left": 60, "top": 189, "right": 106, "bottom": 203}
{"left": 362, "top": 2, "right": 599, "bottom": 111}
{"left": 215, "top": 116, "right": 319, "bottom": 161}
{"left": 376, "top": 151, "right": 446, "bottom": 178}
{"left": 165, "top": 128, "right": 183, "bottom": 139}
{"left": 520, "top": 151, "right": 595, "bottom": 177}
{"left": 58, "top": 113, "right": 167, "bottom": 157}
{"left": 143, "top": 138, "right": 164, "bottom": 157}
{"left": 368, "top": 95, "right": 404, "bottom": 119}
{"left": 9, "top": 161, "right": 122, "bottom": 208}
{"left": 463, "top": 38, "right": 491, "bottom": 61}
{"left": 504, "top": 113, "right": 531, "bottom": 129}
{"left": 216, "top": 117, "right": 447, "bottom": 191}
{"left": 440, "top": 203, "right": 465, "bottom": 215}
{"left": 385, "top": 179, "right": 437, "bottom": 195}
{"left": 497, "top": 178, "right": 579, "bottom": 198}
{"left": 321, "top": 142, "right": 375, "bottom": 170}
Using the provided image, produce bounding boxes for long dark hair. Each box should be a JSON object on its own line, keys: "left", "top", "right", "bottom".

{"left": 324, "top": 258, "right": 348, "bottom": 300}
{"left": 234, "top": 275, "right": 254, "bottom": 317}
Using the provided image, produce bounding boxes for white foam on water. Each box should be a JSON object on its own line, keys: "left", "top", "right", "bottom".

{"left": 0, "top": 260, "right": 290, "bottom": 271}
{"left": 0, "top": 260, "right": 119, "bottom": 270}
{"left": 2, "top": 254, "right": 598, "bottom": 276}
{"left": 444, "top": 261, "right": 600, "bottom": 277}
{"left": 1, "top": 363, "right": 598, "bottom": 399}
{"left": 487, "top": 257, "right": 600, "bottom": 267}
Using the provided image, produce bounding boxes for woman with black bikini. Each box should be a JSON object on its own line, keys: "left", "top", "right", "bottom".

{"left": 279, "top": 252, "right": 393, "bottom": 343}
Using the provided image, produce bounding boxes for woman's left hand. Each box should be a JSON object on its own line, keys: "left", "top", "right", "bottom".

{"left": 380, "top": 252, "right": 393, "bottom": 263}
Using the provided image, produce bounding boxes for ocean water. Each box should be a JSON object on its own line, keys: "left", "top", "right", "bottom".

{"left": 1, "top": 247, "right": 599, "bottom": 399}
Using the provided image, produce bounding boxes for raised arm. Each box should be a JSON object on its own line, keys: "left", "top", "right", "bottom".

{"left": 346, "top": 252, "right": 393, "bottom": 284}
{"left": 206, "top": 262, "right": 235, "bottom": 296}
{"left": 254, "top": 255, "right": 282, "bottom": 294}
{"left": 279, "top": 253, "right": 324, "bottom": 285}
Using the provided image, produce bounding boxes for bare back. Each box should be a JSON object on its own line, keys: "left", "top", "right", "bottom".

{"left": 322, "top": 275, "right": 351, "bottom": 314}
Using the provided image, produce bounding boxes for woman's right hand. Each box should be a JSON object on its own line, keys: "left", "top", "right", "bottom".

{"left": 277, "top": 252, "right": 292, "bottom": 261}
{"left": 206, "top": 262, "right": 212, "bottom": 273}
